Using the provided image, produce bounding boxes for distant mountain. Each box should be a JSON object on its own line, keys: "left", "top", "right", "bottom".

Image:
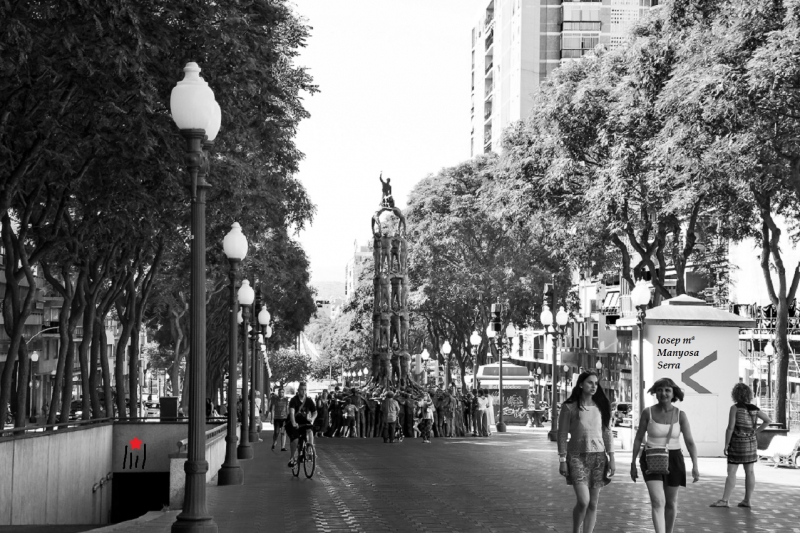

{"left": 312, "top": 281, "right": 345, "bottom": 302}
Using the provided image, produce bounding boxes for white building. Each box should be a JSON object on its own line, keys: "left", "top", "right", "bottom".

{"left": 344, "top": 240, "right": 371, "bottom": 300}
{"left": 471, "top": 0, "right": 658, "bottom": 156}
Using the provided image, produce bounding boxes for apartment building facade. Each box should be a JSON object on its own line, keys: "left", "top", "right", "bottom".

{"left": 471, "top": 0, "right": 658, "bottom": 156}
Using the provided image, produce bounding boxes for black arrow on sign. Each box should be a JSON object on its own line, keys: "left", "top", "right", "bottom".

{"left": 681, "top": 351, "right": 717, "bottom": 394}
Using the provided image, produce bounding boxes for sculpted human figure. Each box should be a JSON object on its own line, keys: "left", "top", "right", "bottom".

{"left": 390, "top": 237, "right": 401, "bottom": 273}
{"left": 391, "top": 313, "right": 401, "bottom": 347}
{"left": 373, "top": 238, "right": 381, "bottom": 273}
{"left": 380, "top": 235, "right": 392, "bottom": 272}
{"left": 391, "top": 352, "right": 401, "bottom": 385}
{"left": 379, "top": 173, "right": 395, "bottom": 208}
{"left": 379, "top": 273, "right": 391, "bottom": 311}
{"left": 373, "top": 318, "right": 381, "bottom": 352}
{"left": 399, "top": 239, "right": 408, "bottom": 272}
{"left": 391, "top": 277, "right": 401, "bottom": 310}
{"left": 401, "top": 276, "right": 409, "bottom": 309}
{"left": 371, "top": 213, "right": 382, "bottom": 237}
{"left": 399, "top": 311, "right": 409, "bottom": 351}
{"left": 380, "top": 315, "right": 390, "bottom": 350}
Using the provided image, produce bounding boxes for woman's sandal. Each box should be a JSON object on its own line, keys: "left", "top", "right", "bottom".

{"left": 709, "top": 500, "right": 730, "bottom": 508}
{"left": 737, "top": 502, "right": 751, "bottom": 508}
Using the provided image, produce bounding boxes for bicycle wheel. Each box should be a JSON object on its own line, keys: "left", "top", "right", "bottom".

{"left": 303, "top": 443, "right": 316, "bottom": 478}
{"left": 292, "top": 445, "right": 301, "bottom": 477}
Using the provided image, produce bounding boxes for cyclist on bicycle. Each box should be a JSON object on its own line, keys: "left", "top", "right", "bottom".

{"left": 287, "top": 382, "right": 317, "bottom": 468}
{"left": 271, "top": 386, "right": 289, "bottom": 451}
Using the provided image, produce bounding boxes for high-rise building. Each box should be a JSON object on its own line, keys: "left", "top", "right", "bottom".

{"left": 470, "top": 0, "right": 657, "bottom": 156}
{"left": 344, "top": 240, "right": 372, "bottom": 300}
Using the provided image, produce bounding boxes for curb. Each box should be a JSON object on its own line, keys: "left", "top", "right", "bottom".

{"left": 87, "top": 511, "right": 179, "bottom": 532}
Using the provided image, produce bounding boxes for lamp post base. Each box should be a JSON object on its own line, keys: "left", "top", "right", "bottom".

{"left": 217, "top": 465, "right": 243, "bottom": 486}
{"left": 496, "top": 421, "right": 507, "bottom": 433}
{"left": 171, "top": 517, "right": 218, "bottom": 533}
{"left": 237, "top": 445, "right": 253, "bottom": 460}
{"left": 547, "top": 430, "right": 558, "bottom": 442}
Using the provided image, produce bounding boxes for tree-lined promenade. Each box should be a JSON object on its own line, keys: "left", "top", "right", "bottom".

{"left": 313, "top": 0, "right": 800, "bottom": 427}
{"left": 0, "top": 1, "right": 318, "bottom": 429}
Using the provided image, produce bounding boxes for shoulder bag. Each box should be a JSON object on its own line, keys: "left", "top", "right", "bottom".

{"left": 645, "top": 408, "right": 678, "bottom": 475}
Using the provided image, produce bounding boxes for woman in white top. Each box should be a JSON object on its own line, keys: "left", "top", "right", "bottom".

{"left": 484, "top": 388, "right": 495, "bottom": 435}
{"left": 630, "top": 378, "right": 700, "bottom": 533}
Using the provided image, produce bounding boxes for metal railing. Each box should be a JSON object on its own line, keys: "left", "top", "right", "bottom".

{"left": 562, "top": 21, "right": 601, "bottom": 31}
{"left": 1, "top": 417, "right": 112, "bottom": 439}
{"left": 176, "top": 421, "right": 229, "bottom": 453}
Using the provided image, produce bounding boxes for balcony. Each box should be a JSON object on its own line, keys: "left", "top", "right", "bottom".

{"left": 562, "top": 21, "right": 601, "bottom": 31}
{"left": 485, "top": 82, "right": 493, "bottom": 98}
{"left": 561, "top": 49, "right": 590, "bottom": 59}
{"left": 485, "top": 30, "right": 494, "bottom": 52}
{"left": 484, "top": 107, "right": 492, "bottom": 121}
{"left": 485, "top": 61, "right": 493, "bottom": 75}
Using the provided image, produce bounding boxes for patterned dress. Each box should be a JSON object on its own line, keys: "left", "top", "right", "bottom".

{"left": 728, "top": 402, "right": 759, "bottom": 465}
{"left": 557, "top": 402, "right": 613, "bottom": 489}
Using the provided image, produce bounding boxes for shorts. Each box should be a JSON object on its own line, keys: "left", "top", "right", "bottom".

{"left": 640, "top": 448, "right": 686, "bottom": 487}
{"left": 274, "top": 418, "right": 286, "bottom": 430}
{"left": 287, "top": 423, "right": 312, "bottom": 442}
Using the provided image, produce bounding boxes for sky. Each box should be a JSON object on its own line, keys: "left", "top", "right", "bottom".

{"left": 291, "top": 1, "right": 480, "bottom": 286}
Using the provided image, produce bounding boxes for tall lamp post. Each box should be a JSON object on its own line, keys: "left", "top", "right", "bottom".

{"left": 218, "top": 222, "right": 247, "bottom": 486}
{"left": 421, "top": 349, "right": 430, "bottom": 385}
{"left": 255, "top": 305, "right": 270, "bottom": 442}
{"left": 28, "top": 351, "right": 39, "bottom": 420}
{"left": 630, "top": 280, "right": 652, "bottom": 431}
{"left": 470, "top": 330, "right": 481, "bottom": 390}
{"left": 441, "top": 341, "right": 452, "bottom": 390}
{"left": 764, "top": 340, "right": 775, "bottom": 403}
{"left": 535, "top": 367, "right": 542, "bottom": 409}
{"left": 237, "top": 280, "right": 255, "bottom": 460}
{"left": 540, "top": 305, "right": 569, "bottom": 441}
{"left": 170, "top": 61, "right": 221, "bottom": 533}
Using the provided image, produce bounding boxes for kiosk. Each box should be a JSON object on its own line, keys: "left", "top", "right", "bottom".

{"left": 617, "top": 295, "right": 756, "bottom": 457}
{"left": 476, "top": 362, "right": 534, "bottom": 424}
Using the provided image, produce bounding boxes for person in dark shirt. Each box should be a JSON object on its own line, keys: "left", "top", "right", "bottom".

{"left": 287, "top": 382, "right": 317, "bottom": 468}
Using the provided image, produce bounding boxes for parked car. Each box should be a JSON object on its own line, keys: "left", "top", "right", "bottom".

{"left": 612, "top": 402, "right": 633, "bottom": 427}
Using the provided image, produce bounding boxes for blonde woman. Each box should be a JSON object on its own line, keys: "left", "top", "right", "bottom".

{"left": 710, "top": 383, "right": 772, "bottom": 508}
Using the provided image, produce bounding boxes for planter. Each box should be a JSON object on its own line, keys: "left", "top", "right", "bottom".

{"left": 757, "top": 423, "right": 789, "bottom": 450}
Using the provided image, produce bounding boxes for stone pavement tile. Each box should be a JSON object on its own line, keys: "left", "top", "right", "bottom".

{"left": 97, "top": 429, "right": 800, "bottom": 533}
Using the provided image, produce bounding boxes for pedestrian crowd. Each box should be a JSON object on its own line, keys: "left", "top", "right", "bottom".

{"left": 265, "top": 383, "right": 509, "bottom": 443}
{"left": 557, "top": 370, "right": 773, "bottom": 533}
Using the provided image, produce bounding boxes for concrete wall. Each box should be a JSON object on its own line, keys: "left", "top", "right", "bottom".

{"left": 0, "top": 423, "right": 113, "bottom": 525}
{"left": 169, "top": 424, "right": 239, "bottom": 509}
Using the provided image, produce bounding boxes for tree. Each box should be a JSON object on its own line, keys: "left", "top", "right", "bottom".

{"left": 267, "top": 348, "right": 312, "bottom": 387}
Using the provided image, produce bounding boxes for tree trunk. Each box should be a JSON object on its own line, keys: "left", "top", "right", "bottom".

{"left": 78, "top": 282, "right": 96, "bottom": 420}
{"left": 114, "top": 286, "right": 135, "bottom": 419}
{"left": 95, "top": 321, "right": 114, "bottom": 418}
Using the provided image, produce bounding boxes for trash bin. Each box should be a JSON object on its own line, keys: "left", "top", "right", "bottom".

{"left": 160, "top": 396, "right": 178, "bottom": 421}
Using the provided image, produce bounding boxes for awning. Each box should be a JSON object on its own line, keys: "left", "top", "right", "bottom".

{"left": 601, "top": 291, "right": 619, "bottom": 314}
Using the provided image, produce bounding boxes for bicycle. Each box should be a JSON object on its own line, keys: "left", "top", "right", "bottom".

{"left": 395, "top": 425, "right": 404, "bottom": 443}
{"left": 292, "top": 423, "right": 316, "bottom": 478}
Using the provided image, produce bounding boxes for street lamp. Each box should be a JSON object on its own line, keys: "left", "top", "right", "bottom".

{"left": 254, "top": 305, "right": 270, "bottom": 441}
{"left": 421, "top": 349, "right": 430, "bottom": 384}
{"left": 170, "top": 61, "right": 220, "bottom": 533}
{"left": 535, "top": 367, "right": 543, "bottom": 409}
{"left": 630, "top": 280, "right": 652, "bottom": 431}
{"left": 29, "top": 351, "right": 39, "bottom": 420}
{"left": 495, "top": 322, "right": 516, "bottom": 433}
{"left": 236, "top": 280, "right": 254, "bottom": 460}
{"left": 764, "top": 340, "right": 775, "bottom": 401}
{"left": 441, "top": 341, "right": 452, "bottom": 389}
{"left": 469, "top": 330, "right": 481, "bottom": 390}
{"left": 541, "top": 304, "right": 569, "bottom": 441}
{"left": 218, "top": 222, "right": 247, "bottom": 486}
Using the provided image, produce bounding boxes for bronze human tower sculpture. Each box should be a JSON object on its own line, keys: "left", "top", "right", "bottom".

{"left": 370, "top": 174, "right": 410, "bottom": 388}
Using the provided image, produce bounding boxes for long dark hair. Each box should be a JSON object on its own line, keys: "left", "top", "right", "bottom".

{"left": 563, "top": 371, "right": 611, "bottom": 429}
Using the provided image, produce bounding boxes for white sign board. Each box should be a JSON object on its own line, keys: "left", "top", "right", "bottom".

{"left": 643, "top": 325, "right": 739, "bottom": 457}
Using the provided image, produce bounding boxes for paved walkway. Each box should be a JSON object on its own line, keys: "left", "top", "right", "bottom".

{"left": 28, "top": 427, "right": 800, "bottom": 533}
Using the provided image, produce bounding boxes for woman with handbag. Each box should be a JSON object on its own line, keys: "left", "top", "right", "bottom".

{"left": 557, "top": 371, "right": 614, "bottom": 533}
{"left": 709, "top": 383, "right": 772, "bottom": 508}
{"left": 630, "top": 377, "right": 700, "bottom": 533}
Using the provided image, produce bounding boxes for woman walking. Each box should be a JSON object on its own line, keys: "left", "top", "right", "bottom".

{"left": 484, "top": 388, "right": 495, "bottom": 435}
{"left": 631, "top": 378, "right": 700, "bottom": 533}
{"left": 557, "top": 371, "right": 615, "bottom": 533}
{"left": 710, "top": 383, "right": 771, "bottom": 508}
{"left": 418, "top": 394, "right": 434, "bottom": 443}
{"left": 314, "top": 390, "right": 330, "bottom": 438}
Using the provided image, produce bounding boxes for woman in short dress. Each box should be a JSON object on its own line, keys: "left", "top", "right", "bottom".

{"left": 314, "top": 390, "right": 330, "bottom": 438}
{"left": 631, "top": 378, "right": 700, "bottom": 533}
{"left": 557, "top": 371, "right": 615, "bottom": 533}
{"left": 710, "top": 383, "right": 772, "bottom": 508}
